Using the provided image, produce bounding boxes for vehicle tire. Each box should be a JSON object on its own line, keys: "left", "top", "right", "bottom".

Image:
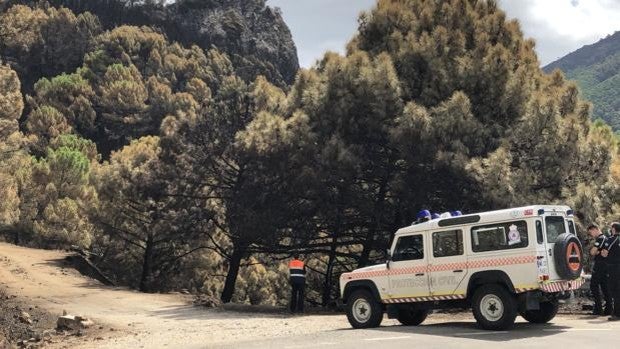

{"left": 346, "top": 289, "right": 383, "bottom": 329}
{"left": 519, "top": 301, "right": 559, "bottom": 324}
{"left": 553, "top": 233, "right": 584, "bottom": 280}
{"left": 472, "top": 284, "right": 518, "bottom": 331}
{"left": 397, "top": 307, "right": 429, "bottom": 326}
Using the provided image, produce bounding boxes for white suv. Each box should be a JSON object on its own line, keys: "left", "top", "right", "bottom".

{"left": 340, "top": 205, "right": 585, "bottom": 330}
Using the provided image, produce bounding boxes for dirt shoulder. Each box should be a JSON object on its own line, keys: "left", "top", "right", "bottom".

{"left": 0, "top": 243, "right": 365, "bottom": 348}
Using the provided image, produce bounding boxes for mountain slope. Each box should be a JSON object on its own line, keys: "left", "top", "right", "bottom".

{"left": 544, "top": 31, "right": 620, "bottom": 130}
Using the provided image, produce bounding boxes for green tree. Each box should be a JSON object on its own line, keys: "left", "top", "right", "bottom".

{"left": 93, "top": 136, "right": 187, "bottom": 291}
{"left": 16, "top": 135, "right": 97, "bottom": 248}
{"left": 27, "top": 72, "right": 96, "bottom": 145}
{"left": 161, "top": 75, "right": 312, "bottom": 302}
{"left": 37, "top": 25, "right": 234, "bottom": 156}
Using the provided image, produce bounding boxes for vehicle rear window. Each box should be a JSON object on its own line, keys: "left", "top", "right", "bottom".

{"left": 392, "top": 235, "right": 424, "bottom": 262}
{"left": 567, "top": 220, "right": 576, "bottom": 235}
{"left": 471, "top": 221, "right": 528, "bottom": 252}
{"left": 545, "top": 216, "right": 566, "bottom": 242}
{"left": 432, "top": 230, "right": 463, "bottom": 257}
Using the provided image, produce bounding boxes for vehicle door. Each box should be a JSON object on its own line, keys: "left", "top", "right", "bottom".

{"left": 428, "top": 229, "right": 467, "bottom": 296}
{"left": 535, "top": 219, "right": 550, "bottom": 279}
{"left": 387, "top": 233, "right": 430, "bottom": 300}
{"left": 543, "top": 214, "right": 568, "bottom": 280}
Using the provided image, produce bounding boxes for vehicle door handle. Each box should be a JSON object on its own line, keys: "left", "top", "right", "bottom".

{"left": 415, "top": 273, "right": 425, "bottom": 276}
{"left": 453, "top": 270, "right": 464, "bottom": 273}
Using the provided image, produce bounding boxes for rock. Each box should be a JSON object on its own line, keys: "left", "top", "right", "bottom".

{"left": 56, "top": 315, "right": 94, "bottom": 330}
{"left": 18, "top": 311, "right": 32, "bottom": 325}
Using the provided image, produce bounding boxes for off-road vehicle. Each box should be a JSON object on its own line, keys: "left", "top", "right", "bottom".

{"left": 340, "top": 205, "right": 584, "bottom": 330}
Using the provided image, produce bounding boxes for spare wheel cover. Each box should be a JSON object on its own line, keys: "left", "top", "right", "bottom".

{"left": 553, "top": 233, "right": 583, "bottom": 280}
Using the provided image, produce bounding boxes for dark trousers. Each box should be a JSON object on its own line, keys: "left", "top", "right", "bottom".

{"left": 290, "top": 282, "right": 305, "bottom": 313}
{"left": 608, "top": 264, "right": 620, "bottom": 317}
{"left": 591, "top": 263, "right": 613, "bottom": 313}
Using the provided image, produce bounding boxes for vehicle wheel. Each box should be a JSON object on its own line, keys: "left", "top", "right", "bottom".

{"left": 472, "top": 284, "right": 518, "bottom": 330}
{"left": 397, "top": 307, "right": 429, "bottom": 326}
{"left": 519, "top": 301, "right": 559, "bottom": 324}
{"left": 346, "top": 289, "right": 383, "bottom": 329}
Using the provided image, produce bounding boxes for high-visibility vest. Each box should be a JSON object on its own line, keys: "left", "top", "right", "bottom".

{"left": 289, "top": 259, "right": 306, "bottom": 279}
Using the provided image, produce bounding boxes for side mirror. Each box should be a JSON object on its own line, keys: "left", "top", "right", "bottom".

{"left": 386, "top": 249, "right": 392, "bottom": 269}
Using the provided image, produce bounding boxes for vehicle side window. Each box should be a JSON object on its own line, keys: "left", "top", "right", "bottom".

{"left": 545, "top": 216, "right": 566, "bottom": 242}
{"left": 392, "top": 235, "right": 424, "bottom": 262}
{"left": 471, "top": 220, "right": 528, "bottom": 252}
{"left": 536, "top": 220, "right": 544, "bottom": 244}
{"left": 433, "top": 230, "right": 463, "bottom": 257}
{"left": 567, "top": 220, "right": 576, "bottom": 235}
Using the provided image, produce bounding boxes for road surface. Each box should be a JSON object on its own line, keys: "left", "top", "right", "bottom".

{"left": 211, "top": 316, "right": 620, "bottom": 349}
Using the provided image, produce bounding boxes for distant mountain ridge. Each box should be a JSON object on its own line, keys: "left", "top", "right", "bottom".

{"left": 544, "top": 31, "right": 620, "bottom": 130}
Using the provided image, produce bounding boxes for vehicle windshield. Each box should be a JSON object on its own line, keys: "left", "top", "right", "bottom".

{"left": 545, "top": 216, "right": 566, "bottom": 242}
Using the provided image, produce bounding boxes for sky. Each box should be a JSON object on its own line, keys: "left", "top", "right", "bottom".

{"left": 267, "top": 0, "right": 620, "bottom": 68}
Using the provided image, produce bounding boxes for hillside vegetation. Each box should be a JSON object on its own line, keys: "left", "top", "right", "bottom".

{"left": 544, "top": 31, "right": 620, "bottom": 130}
{"left": 0, "top": 0, "right": 619, "bottom": 307}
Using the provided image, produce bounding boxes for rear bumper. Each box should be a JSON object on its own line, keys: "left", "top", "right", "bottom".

{"left": 540, "top": 278, "right": 585, "bottom": 293}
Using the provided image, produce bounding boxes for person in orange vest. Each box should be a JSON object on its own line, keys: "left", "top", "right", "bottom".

{"left": 289, "top": 253, "right": 306, "bottom": 313}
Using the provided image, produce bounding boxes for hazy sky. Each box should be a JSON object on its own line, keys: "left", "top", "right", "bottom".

{"left": 267, "top": 0, "right": 620, "bottom": 68}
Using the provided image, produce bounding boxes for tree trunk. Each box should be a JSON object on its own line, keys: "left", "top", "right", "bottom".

{"left": 322, "top": 235, "right": 337, "bottom": 307}
{"left": 357, "top": 230, "right": 374, "bottom": 269}
{"left": 221, "top": 246, "right": 244, "bottom": 303}
{"left": 358, "top": 179, "right": 389, "bottom": 268}
{"left": 139, "top": 234, "right": 154, "bottom": 293}
{"left": 323, "top": 199, "right": 343, "bottom": 307}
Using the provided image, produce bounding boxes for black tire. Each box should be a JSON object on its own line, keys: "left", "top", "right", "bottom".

{"left": 346, "top": 289, "right": 383, "bottom": 329}
{"left": 519, "top": 301, "right": 559, "bottom": 324}
{"left": 397, "top": 307, "right": 429, "bottom": 326}
{"left": 472, "top": 284, "right": 518, "bottom": 331}
{"left": 553, "top": 233, "right": 584, "bottom": 280}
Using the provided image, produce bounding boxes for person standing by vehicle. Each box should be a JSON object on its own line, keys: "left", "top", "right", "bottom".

{"left": 289, "top": 254, "right": 306, "bottom": 313}
{"left": 601, "top": 222, "right": 620, "bottom": 321}
{"left": 588, "top": 224, "right": 613, "bottom": 315}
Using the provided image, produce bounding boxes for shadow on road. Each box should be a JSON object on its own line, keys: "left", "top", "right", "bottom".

{"left": 339, "top": 320, "right": 573, "bottom": 342}
{"left": 148, "top": 305, "right": 297, "bottom": 321}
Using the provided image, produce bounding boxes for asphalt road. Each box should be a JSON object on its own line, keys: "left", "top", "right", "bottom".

{"left": 209, "top": 315, "right": 620, "bottom": 349}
